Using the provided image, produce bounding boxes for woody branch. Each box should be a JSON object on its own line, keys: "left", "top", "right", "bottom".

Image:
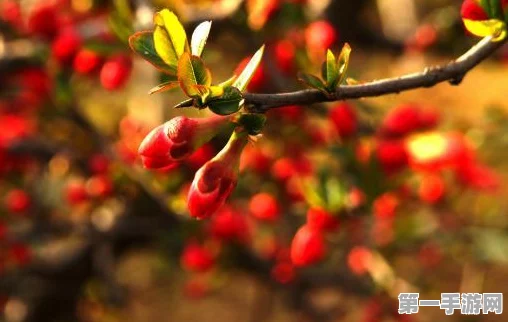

{"left": 243, "top": 35, "right": 506, "bottom": 113}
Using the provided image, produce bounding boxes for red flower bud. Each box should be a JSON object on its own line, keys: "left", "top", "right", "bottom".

{"left": 249, "top": 192, "right": 280, "bottom": 222}
{"left": 305, "top": 20, "right": 337, "bottom": 61}
{"left": 271, "top": 261, "right": 295, "bottom": 284}
{"left": 419, "top": 175, "right": 445, "bottom": 204}
{"left": 347, "top": 246, "right": 372, "bottom": 276}
{"left": 73, "top": 49, "right": 102, "bottom": 75}
{"left": 376, "top": 139, "right": 408, "bottom": 174}
{"left": 27, "top": 5, "right": 60, "bottom": 39}
{"left": 4, "top": 189, "right": 30, "bottom": 214}
{"left": 65, "top": 180, "right": 88, "bottom": 205}
{"left": 373, "top": 193, "right": 398, "bottom": 220}
{"left": 181, "top": 242, "right": 214, "bottom": 272}
{"left": 273, "top": 40, "right": 295, "bottom": 75}
{"left": 100, "top": 56, "right": 132, "bottom": 90}
{"left": 291, "top": 225, "right": 326, "bottom": 267}
{"left": 461, "top": 0, "right": 489, "bottom": 21}
{"left": 306, "top": 207, "right": 339, "bottom": 232}
{"left": 329, "top": 102, "right": 357, "bottom": 138}
{"left": 380, "top": 104, "right": 421, "bottom": 138}
{"left": 209, "top": 206, "right": 249, "bottom": 243}
{"left": 139, "top": 116, "right": 230, "bottom": 169}
{"left": 187, "top": 131, "right": 248, "bottom": 219}
{"left": 86, "top": 175, "right": 113, "bottom": 198}
{"left": 51, "top": 30, "right": 82, "bottom": 65}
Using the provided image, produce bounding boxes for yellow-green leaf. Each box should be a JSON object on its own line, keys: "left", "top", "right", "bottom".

{"left": 209, "top": 85, "right": 224, "bottom": 98}
{"left": 218, "top": 75, "right": 237, "bottom": 88}
{"left": 233, "top": 45, "right": 265, "bottom": 92}
{"left": 191, "top": 21, "right": 212, "bottom": 57}
{"left": 208, "top": 87, "right": 244, "bottom": 115}
{"left": 153, "top": 9, "right": 189, "bottom": 68}
{"left": 463, "top": 18, "right": 507, "bottom": 41}
{"left": 129, "top": 31, "right": 176, "bottom": 74}
{"left": 298, "top": 73, "right": 326, "bottom": 92}
{"left": 337, "top": 43, "right": 352, "bottom": 83}
{"left": 148, "top": 81, "right": 179, "bottom": 95}
{"left": 325, "top": 49, "right": 339, "bottom": 90}
{"left": 177, "top": 52, "right": 212, "bottom": 98}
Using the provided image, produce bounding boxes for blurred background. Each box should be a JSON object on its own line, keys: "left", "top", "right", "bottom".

{"left": 0, "top": 0, "right": 508, "bottom": 321}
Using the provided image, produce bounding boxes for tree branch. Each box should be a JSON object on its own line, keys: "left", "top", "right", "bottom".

{"left": 244, "top": 36, "right": 506, "bottom": 112}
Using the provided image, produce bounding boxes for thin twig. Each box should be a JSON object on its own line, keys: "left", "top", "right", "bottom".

{"left": 243, "top": 36, "right": 505, "bottom": 112}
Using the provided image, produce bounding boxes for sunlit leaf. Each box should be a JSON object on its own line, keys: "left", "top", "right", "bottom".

{"left": 463, "top": 18, "right": 507, "bottom": 41}
{"left": 233, "top": 45, "right": 265, "bottom": 92}
{"left": 298, "top": 73, "right": 327, "bottom": 92}
{"left": 177, "top": 52, "right": 212, "bottom": 98}
{"left": 174, "top": 99, "right": 194, "bottom": 108}
{"left": 191, "top": 21, "right": 212, "bottom": 57}
{"left": 218, "top": 75, "right": 237, "bottom": 88}
{"left": 148, "top": 80, "right": 179, "bottom": 95}
{"left": 129, "top": 31, "right": 176, "bottom": 74}
{"left": 208, "top": 87, "right": 244, "bottom": 115}
{"left": 153, "top": 9, "right": 189, "bottom": 68}
{"left": 325, "top": 49, "right": 339, "bottom": 90}
{"left": 337, "top": 43, "right": 352, "bottom": 83}
{"left": 209, "top": 85, "right": 224, "bottom": 98}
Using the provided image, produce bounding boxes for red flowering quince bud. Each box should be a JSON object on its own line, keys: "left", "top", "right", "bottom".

{"left": 347, "top": 246, "right": 372, "bottom": 276}
{"left": 86, "top": 175, "right": 114, "bottom": 199}
{"left": 461, "top": 0, "right": 489, "bottom": 21}
{"left": 27, "top": 4, "right": 60, "bottom": 39}
{"left": 455, "top": 162, "right": 500, "bottom": 192}
{"left": 100, "top": 56, "right": 132, "bottom": 91}
{"left": 187, "top": 131, "right": 248, "bottom": 219}
{"left": 418, "top": 175, "right": 445, "bottom": 204}
{"left": 305, "top": 20, "right": 337, "bottom": 61}
{"left": 180, "top": 242, "right": 215, "bottom": 272}
{"left": 65, "top": 180, "right": 89, "bottom": 205}
{"left": 271, "top": 261, "right": 295, "bottom": 284}
{"left": 249, "top": 192, "right": 280, "bottom": 222}
{"left": 186, "top": 144, "right": 216, "bottom": 170}
{"left": 73, "top": 49, "right": 102, "bottom": 75}
{"left": 51, "top": 30, "right": 82, "bottom": 65}
{"left": 373, "top": 192, "right": 399, "bottom": 220}
{"left": 380, "top": 104, "right": 422, "bottom": 138}
{"left": 329, "top": 102, "right": 358, "bottom": 139}
{"left": 8, "top": 243, "right": 32, "bottom": 266}
{"left": 375, "top": 139, "right": 409, "bottom": 174}
{"left": 4, "top": 189, "right": 30, "bottom": 214}
{"left": 209, "top": 206, "right": 249, "bottom": 243}
{"left": 290, "top": 225, "right": 326, "bottom": 267}
{"left": 273, "top": 40, "right": 296, "bottom": 75}
{"left": 306, "top": 207, "right": 339, "bottom": 232}
{"left": 138, "top": 115, "right": 231, "bottom": 169}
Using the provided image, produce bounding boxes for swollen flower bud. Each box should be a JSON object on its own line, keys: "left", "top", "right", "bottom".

{"left": 461, "top": 0, "right": 488, "bottom": 21}
{"left": 187, "top": 131, "right": 248, "bottom": 219}
{"left": 138, "top": 115, "right": 231, "bottom": 169}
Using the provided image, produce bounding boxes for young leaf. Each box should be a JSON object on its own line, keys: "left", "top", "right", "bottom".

{"left": 191, "top": 21, "right": 212, "bottom": 57}
{"left": 298, "top": 73, "right": 327, "bottom": 92}
{"left": 233, "top": 45, "right": 265, "bottom": 92}
{"left": 337, "top": 43, "right": 352, "bottom": 83}
{"left": 129, "top": 31, "right": 176, "bottom": 74}
{"left": 218, "top": 75, "right": 237, "bottom": 88}
{"left": 153, "top": 9, "right": 189, "bottom": 68}
{"left": 208, "top": 87, "right": 244, "bottom": 115}
{"left": 209, "top": 86, "right": 224, "bottom": 98}
{"left": 174, "top": 98, "right": 194, "bottom": 108}
{"left": 177, "top": 52, "right": 212, "bottom": 98}
{"left": 463, "top": 18, "right": 507, "bottom": 41}
{"left": 148, "top": 80, "right": 179, "bottom": 95}
{"left": 325, "top": 49, "right": 339, "bottom": 90}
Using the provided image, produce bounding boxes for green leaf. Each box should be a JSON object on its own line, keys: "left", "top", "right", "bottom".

{"left": 191, "top": 21, "right": 212, "bottom": 57}
{"left": 108, "top": 11, "right": 133, "bottom": 43}
{"left": 208, "top": 87, "right": 244, "bottom": 115}
{"left": 148, "top": 80, "right": 179, "bottom": 95}
{"left": 298, "top": 73, "right": 327, "bottom": 92}
{"left": 129, "top": 31, "right": 176, "bottom": 74}
{"left": 153, "top": 9, "right": 189, "bottom": 69}
{"left": 337, "top": 43, "right": 352, "bottom": 84}
{"left": 177, "top": 52, "right": 212, "bottom": 98}
{"left": 233, "top": 45, "right": 265, "bottom": 92}
{"left": 209, "top": 85, "right": 224, "bottom": 98}
{"left": 235, "top": 113, "right": 266, "bottom": 135}
{"left": 463, "top": 18, "right": 507, "bottom": 41}
{"left": 325, "top": 49, "right": 339, "bottom": 90}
